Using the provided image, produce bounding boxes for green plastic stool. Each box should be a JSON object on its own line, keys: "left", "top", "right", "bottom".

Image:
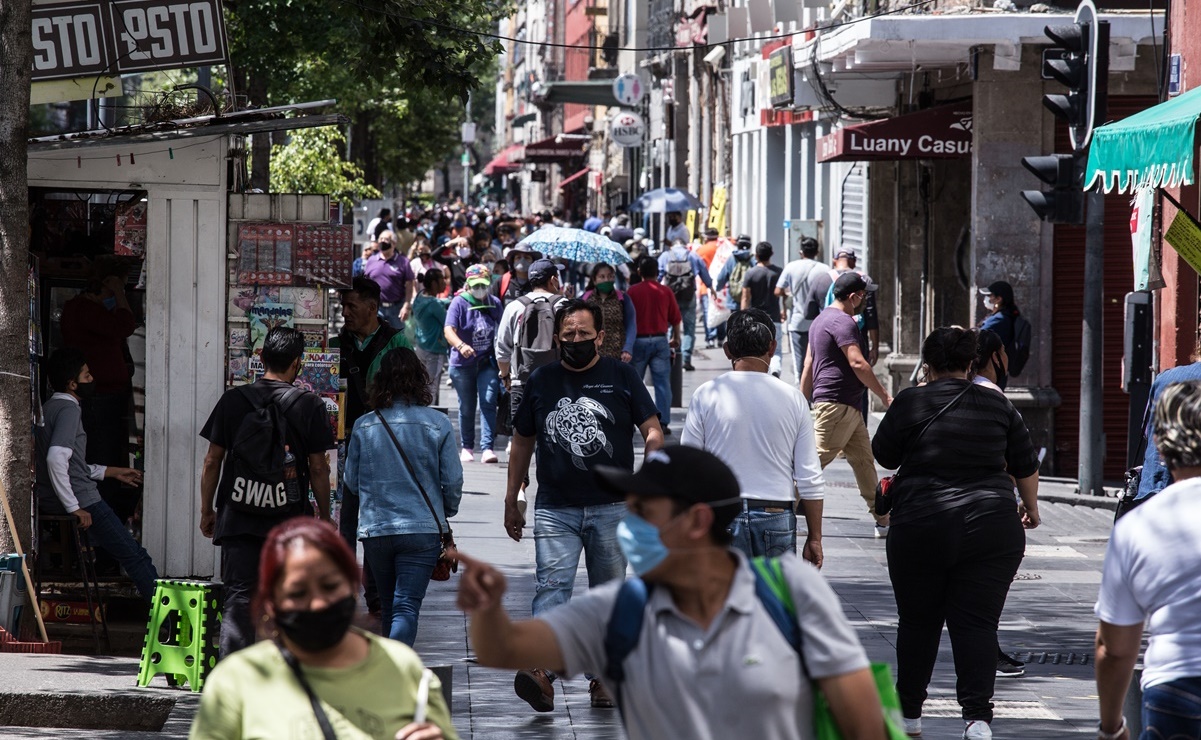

{"left": 137, "top": 579, "right": 222, "bottom": 692}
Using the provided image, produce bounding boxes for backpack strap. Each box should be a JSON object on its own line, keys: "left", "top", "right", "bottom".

{"left": 603, "top": 577, "right": 652, "bottom": 717}
{"left": 749, "top": 557, "right": 806, "bottom": 678}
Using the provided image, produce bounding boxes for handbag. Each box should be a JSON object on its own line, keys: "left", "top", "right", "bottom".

{"left": 278, "top": 642, "right": 338, "bottom": 740}
{"left": 874, "top": 385, "right": 972, "bottom": 517}
{"left": 1115, "top": 398, "right": 1154, "bottom": 522}
{"left": 374, "top": 410, "right": 458, "bottom": 581}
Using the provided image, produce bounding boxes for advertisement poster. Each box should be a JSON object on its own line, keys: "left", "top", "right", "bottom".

{"left": 237, "top": 224, "right": 295, "bottom": 285}
{"left": 295, "top": 351, "right": 340, "bottom": 394}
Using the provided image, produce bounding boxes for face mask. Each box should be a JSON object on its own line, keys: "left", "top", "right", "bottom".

{"left": 73, "top": 381, "right": 96, "bottom": 399}
{"left": 102, "top": 296, "right": 117, "bottom": 311}
{"left": 275, "top": 595, "right": 356, "bottom": 652}
{"left": 559, "top": 338, "right": 598, "bottom": 369}
{"left": 617, "top": 512, "right": 672, "bottom": 576}
{"left": 993, "top": 355, "right": 1009, "bottom": 390}
{"left": 469, "top": 285, "right": 489, "bottom": 301}
{"left": 458, "top": 246, "right": 472, "bottom": 258}
{"left": 597, "top": 281, "right": 615, "bottom": 293}
{"left": 514, "top": 259, "right": 531, "bottom": 272}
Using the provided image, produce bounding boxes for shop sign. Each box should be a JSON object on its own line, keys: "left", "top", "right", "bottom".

{"left": 817, "top": 105, "right": 973, "bottom": 163}
{"left": 610, "top": 111, "right": 645, "bottom": 147}
{"left": 768, "top": 45, "right": 793, "bottom": 109}
{"left": 612, "top": 74, "right": 644, "bottom": 107}
{"left": 31, "top": 0, "right": 228, "bottom": 82}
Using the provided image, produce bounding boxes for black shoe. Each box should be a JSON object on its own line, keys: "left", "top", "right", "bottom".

{"left": 683, "top": 362, "right": 696, "bottom": 371}
{"left": 662, "top": 426, "right": 672, "bottom": 436}
{"left": 996, "top": 656, "right": 1025, "bottom": 678}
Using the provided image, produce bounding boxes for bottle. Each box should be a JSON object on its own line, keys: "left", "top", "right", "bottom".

{"left": 283, "top": 445, "right": 301, "bottom": 504}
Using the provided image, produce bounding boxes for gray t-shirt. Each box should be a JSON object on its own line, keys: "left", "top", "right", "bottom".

{"left": 542, "top": 550, "right": 869, "bottom": 740}
{"left": 35, "top": 395, "right": 102, "bottom": 512}
{"left": 777, "top": 258, "right": 826, "bottom": 332}
{"left": 808, "top": 307, "right": 866, "bottom": 407}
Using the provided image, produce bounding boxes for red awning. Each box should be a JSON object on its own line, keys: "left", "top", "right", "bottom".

{"left": 558, "top": 168, "right": 592, "bottom": 189}
{"left": 522, "top": 133, "right": 588, "bottom": 163}
{"left": 817, "top": 104, "right": 973, "bottom": 163}
{"left": 483, "top": 144, "right": 523, "bottom": 176}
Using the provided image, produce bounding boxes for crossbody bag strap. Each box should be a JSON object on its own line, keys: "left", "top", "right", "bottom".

{"left": 278, "top": 642, "right": 338, "bottom": 740}
{"left": 373, "top": 409, "right": 444, "bottom": 538}
{"left": 896, "top": 384, "right": 972, "bottom": 474}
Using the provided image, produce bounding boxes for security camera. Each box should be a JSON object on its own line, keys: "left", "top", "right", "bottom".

{"left": 703, "top": 46, "right": 725, "bottom": 68}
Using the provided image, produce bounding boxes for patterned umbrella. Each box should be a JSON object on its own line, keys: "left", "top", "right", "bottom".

{"left": 629, "top": 187, "right": 704, "bottom": 213}
{"left": 515, "top": 226, "right": 632, "bottom": 265}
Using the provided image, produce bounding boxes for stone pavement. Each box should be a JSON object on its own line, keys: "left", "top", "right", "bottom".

{"left": 0, "top": 336, "right": 1122, "bottom": 739}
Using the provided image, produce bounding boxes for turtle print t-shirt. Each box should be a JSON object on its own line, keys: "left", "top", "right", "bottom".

{"left": 514, "top": 356, "right": 659, "bottom": 508}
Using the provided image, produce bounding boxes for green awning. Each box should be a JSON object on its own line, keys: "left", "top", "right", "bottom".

{"left": 1085, "top": 86, "right": 1201, "bottom": 194}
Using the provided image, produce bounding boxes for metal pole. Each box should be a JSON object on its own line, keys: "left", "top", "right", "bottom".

{"left": 1078, "top": 189, "right": 1105, "bottom": 495}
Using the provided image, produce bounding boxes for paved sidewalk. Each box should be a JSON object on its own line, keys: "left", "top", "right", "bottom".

{"left": 0, "top": 339, "right": 1121, "bottom": 738}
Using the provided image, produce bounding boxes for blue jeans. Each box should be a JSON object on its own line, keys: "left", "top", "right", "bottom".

{"left": 380, "top": 303, "right": 404, "bottom": 330}
{"left": 362, "top": 533, "right": 442, "bottom": 646}
{"left": 728, "top": 504, "right": 797, "bottom": 559}
{"left": 449, "top": 360, "right": 500, "bottom": 452}
{"left": 770, "top": 322, "right": 784, "bottom": 377}
{"left": 632, "top": 336, "right": 672, "bottom": 427}
{"left": 1142, "top": 676, "right": 1201, "bottom": 740}
{"left": 83, "top": 500, "right": 157, "bottom": 601}
{"left": 788, "top": 329, "right": 808, "bottom": 385}
{"left": 700, "top": 294, "right": 713, "bottom": 342}
{"left": 532, "top": 502, "right": 627, "bottom": 617}
{"left": 677, "top": 298, "right": 697, "bottom": 365}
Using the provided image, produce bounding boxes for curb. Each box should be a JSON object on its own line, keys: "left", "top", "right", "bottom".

{"left": 1040, "top": 492, "right": 1119, "bottom": 512}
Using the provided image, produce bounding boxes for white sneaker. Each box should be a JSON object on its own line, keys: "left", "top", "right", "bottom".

{"left": 874, "top": 524, "right": 890, "bottom": 539}
{"left": 481, "top": 450, "right": 499, "bottom": 464}
{"left": 903, "top": 717, "right": 922, "bottom": 737}
{"left": 963, "top": 720, "right": 991, "bottom": 740}
{"left": 506, "top": 440, "right": 512, "bottom": 454}
{"left": 459, "top": 449, "right": 474, "bottom": 464}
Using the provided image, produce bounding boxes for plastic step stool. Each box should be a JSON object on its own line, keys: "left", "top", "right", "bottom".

{"left": 137, "top": 580, "right": 222, "bottom": 692}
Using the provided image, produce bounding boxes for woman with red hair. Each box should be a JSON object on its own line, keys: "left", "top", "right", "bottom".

{"left": 190, "top": 518, "right": 456, "bottom": 740}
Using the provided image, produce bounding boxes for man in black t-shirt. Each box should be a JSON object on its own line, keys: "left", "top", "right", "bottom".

{"left": 505, "top": 299, "right": 663, "bottom": 713}
{"left": 199, "top": 327, "right": 335, "bottom": 658}
{"left": 740, "top": 241, "right": 785, "bottom": 376}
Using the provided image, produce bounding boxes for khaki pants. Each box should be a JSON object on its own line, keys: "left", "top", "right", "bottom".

{"left": 813, "top": 401, "right": 879, "bottom": 516}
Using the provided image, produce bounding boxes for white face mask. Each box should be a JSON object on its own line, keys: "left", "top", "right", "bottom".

{"left": 514, "top": 259, "right": 531, "bottom": 271}
{"left": 458, "top": 246, "right": 472, "bottom": 258}
{"left": 469, "top": 286, "right": 489, "bottom": 300}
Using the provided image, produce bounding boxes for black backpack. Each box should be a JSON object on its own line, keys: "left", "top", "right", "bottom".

{"left": 663, "top": 250, "right": 696, "bottom": 302}
{"left": 225, "top": 385, "right": 305, "bottom": 515}
{"left": 512, "top": 295, "right": 563, "bottom": 385}
{"left": 1009, "top": 315, "right": 1033, "bottom": 377}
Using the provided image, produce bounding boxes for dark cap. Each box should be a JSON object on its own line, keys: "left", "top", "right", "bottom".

{"left": 594, "top": 446, "right": 741, "bottom": 518}
{"left": 835, "top": 248, "right": 857, "bottom": 260}
{"left": 832, "top": 271, "right": 877, "bottom": 299}
{"left": 527, "top": 258, "right": 559, "bottom": 285}
{"left": 735, "top": 234, "right": 753, "bottom": 249}
{"left": 703, "top": 227, "right": 719, "bottom": 239}
{"left": 979, "top": 280, "right": 1014, "bottom": 303}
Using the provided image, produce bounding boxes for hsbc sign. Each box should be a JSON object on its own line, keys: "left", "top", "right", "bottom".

{"left": 31, "top": 0, "right": 228, "bottom": 82}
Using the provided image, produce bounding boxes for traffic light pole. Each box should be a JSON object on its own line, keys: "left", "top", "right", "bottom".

{"left": 1079, "top": 189, "right": 1105, "bottom": 496}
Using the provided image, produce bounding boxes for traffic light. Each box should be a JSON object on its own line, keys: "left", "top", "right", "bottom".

{"left": 1041, "top": 24, "right": 1090, "bottom": 148}
{"left": 1021, "top": 153, "right": 1085, "bottom": 224}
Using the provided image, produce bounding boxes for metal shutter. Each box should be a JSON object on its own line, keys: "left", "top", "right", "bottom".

{"left": 840, "top": 163, "right": 868, "bottom": 256}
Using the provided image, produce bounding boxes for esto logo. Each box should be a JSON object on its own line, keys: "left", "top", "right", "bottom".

{"left": 231, "top": 477, "right": 287, "bottom": 508}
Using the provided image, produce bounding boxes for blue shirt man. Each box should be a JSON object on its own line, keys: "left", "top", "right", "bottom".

{"left": 1137, "top": 360, "right": 1201, "bottom": 499}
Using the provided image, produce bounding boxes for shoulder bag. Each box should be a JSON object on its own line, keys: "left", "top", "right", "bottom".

{"left": 874, "top": 384, "right": 972, "bottom": 516}
{"left": 1115, "top": 398, "right": 1154, "bottom": 523}
{"left": 278, "top": 642, "right": 337, "bottom": 740}
{"left": 373, "top": 410, "right": 458, "bottom": 580}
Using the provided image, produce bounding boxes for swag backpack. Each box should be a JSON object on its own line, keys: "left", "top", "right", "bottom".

{"left": 225, "top": 385, "right": 305, "bottom": 514}
{"left": 663, "top": 250, "right": 696, "bottom": 302}
{"left": 512, "top": 295, "right": 563, "bottom": 385}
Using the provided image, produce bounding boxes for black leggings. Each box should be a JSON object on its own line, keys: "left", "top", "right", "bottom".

{"left": 886, "top": 504, "right": 1025, "bottom": 722}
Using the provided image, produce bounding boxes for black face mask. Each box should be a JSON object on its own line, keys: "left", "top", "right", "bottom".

{"left": 993, "top": 357, "right": 1009, "bottom": 391}
{"left": 275, "top": 595, "right": 356, "bottom": 652}
{"left": 560, "top": 339, "right": 598, "bottom": 369}
{"left": 73, "top": 381, "right": 96, "bottom": 399}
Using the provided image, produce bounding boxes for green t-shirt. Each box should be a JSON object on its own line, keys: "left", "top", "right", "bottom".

{"left": 189, "top": 630, "right": 457, "bottom": 740}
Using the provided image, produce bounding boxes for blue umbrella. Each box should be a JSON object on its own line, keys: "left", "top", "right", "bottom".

{"left": 630, "top": 187, "right": 704, "bottom": 213}
{"left": 515, "top": 226, "right": 632, "bottom": 265}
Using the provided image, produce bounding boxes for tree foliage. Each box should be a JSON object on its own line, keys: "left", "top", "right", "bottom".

{"left": 269, "top": 127, "right": 381, "bottom": 205}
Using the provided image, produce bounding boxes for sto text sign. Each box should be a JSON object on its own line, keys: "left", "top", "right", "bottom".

{"left": 32, "top": 0, "right": 227, "bottom": 82}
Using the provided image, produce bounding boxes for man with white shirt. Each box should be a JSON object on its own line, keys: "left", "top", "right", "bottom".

{"left": 35, "top": 348, "right": 158, "bottom": 600}
{"left": 682, "top": 309, "right": 825, "bottom": 567}
{"left": 775, "top": 236, "right": 827, "bottom": 383}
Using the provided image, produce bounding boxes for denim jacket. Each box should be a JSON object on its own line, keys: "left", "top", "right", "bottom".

{"left": 344, "top": 403, "right": 464, "bottom": 539}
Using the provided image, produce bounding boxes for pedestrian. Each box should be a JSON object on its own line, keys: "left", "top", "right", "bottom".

{"left": 714, "top": 234, "right": 754, "bottom": 312}
{"left": 198, "top": 327, "right": 336, "bottom": 658}
{"left": 504, "top": 299, "right": 663, "bottom": 712}
{"left": 972, "top": 329, "right": 1008, "bottom": 394}
{"left": 456, "top": 445, "right": 888, "bottom": 740}
{"left": 443, "top": 264, "right": 504, "bottom": 464}
{"left": 739, "top": 241, "right": 785, "bottom": 377}
{"left": 344, "top": 348, "right": 463, "bottom": 646}
{"left": 627, "top": 256, "right": 683, "bottom": 435}
{"left": 978, "top": 281, "right": 1021, "bottom": 369}
{"left": 495, "top": 259, "right": 567, "bottom": 426}
{"left": 36, "top": 348, "right": 158, "bottom": 601}
{"left": 695, "top": 228, "right": 721, "bottom": 348}
{"left": 352, "top": 242, "right": 377, "bottom": 279}
{"left": 872, "top": 326, "right": 1040, "bottom": 740}
{"left": 801, "top": 272, "right": 892, "bottom": 536}
{"left": 582, "top": 263, "right": 636, "bottom": 362}
{"left": 681, "top": 309, "right": 824, "bottom": 565}
{"left": 408, "top": 238, "right": 440, "bottom": 280}
{"left": 412, "top": 269, "right": 451, "bottom": 405}
{"left": 366, "top": 207, "right": 392, "bottom": 241}
{"left": 775, "top": 236, "right": 827, "bottom": 383}
{"left": 189, "top": 518, "right": 456, "bottom": 740}
{"left": 432, "top": 239, "right": 467, "bottom": 295}
{"left": 498, "top": 246, "right": 541, "bottom": 305}
{"left": 805, "top": 249, "right": 881, "bottom": 368}
{"left": 362, "top": 231, "right": 417, "bottom": 330}
{"left": 657, "top": 239, "right": 713, "bottom": 371}
{"left": 1095, "top": 379, "right": 1201, "bottom": 740}
{"left": 664, "top": 210, "right": 690, "bottom": 244}
{"left": 1132, "top": 337, "right": 1201, "bottom": 503}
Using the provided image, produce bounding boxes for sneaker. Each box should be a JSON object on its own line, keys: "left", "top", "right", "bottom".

{"left": 514, "top": 668, "right": 555, "bottom": 712}
{"left": 506, "top": 440, "right": 512, "bottom": 454}
{"left": 459, "top": 449, "right": 474, "bottom": 464}
{"left": 683, "top": 362, "right": 696, "bottom": 371}
{"left": 481, "top": 450, "right": 499, "bottom": 464}
{"left": 903, "top": 717, "right": 922, "bottom": 737}
{"left": 874, "top": 524, "right": 889, "bottom": 539}
{"left": 662, "top": 426, "right": 672, "bottom": 436}
{"left": 963, "top": 720, "right": 991, "bottom": 740}
{"left": 589, "top": 678, "right": 615, "bottom": 708}
{"left": 996, "top": 655, "right": 1025, "bottom": 678}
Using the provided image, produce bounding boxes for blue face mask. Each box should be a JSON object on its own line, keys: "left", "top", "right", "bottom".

{"left": 102, "top": 296, "right": 117, "bottom": 311}
{"left": 617, "top": 512, "right": 673, "bottom": 576}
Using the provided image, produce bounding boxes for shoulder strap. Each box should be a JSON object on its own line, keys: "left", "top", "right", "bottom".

{"left": 372, "top": 410, "right": 444, "bottom": 538}
{"left": 278, "top": 643, "right": 337, "bottom": 740}
{"left": 896, "top": 384, "right": 972, "bottom": 473}
{"left": 749, "top": 557, "right": 807, "bottom": 677}
{"left": 604, "top": 577, "right": 651, "bottom": 718}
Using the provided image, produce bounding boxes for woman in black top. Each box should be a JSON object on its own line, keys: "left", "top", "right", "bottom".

{"left": 872, "top": 327, "right": 1040, "bottom": 740}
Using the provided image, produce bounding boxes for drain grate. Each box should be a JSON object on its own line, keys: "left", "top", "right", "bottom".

{"left": 1014, "top": 572, "right": 1042, "bottom": 580}
{"left": 1007, "top": 651, "right": 1092, "bottom": 666}
{"left": 922, "top": 699, "right": 1061, "bottom": 720}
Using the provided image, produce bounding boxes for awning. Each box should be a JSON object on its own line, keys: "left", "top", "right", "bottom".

{"left": 817, "top": 104, "right": 973, "bottom": 163}
{"left": 522, "top": 133, "right": 588, "bottom": 163}
{"left": 483, "top": 144, "right": 523, "bottom": 176}
{"left": 535, "top": 81, "right": 620, "bottom": 107}
{"left": 1085, "top": 87, "right": 1201, "bottom": 194}
{"left": 559, "top": 168, "right": 591, "bottom": 189}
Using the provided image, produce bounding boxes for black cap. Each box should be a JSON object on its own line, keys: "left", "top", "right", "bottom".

{"left": 735, "top": 234, "right": 753, "bottom": 249}
{"left": 594, "top": 446, "right": 741, "bottom": 517}
{"left": 832, "top": 271, "right": 877, "bottom": 299}
{"left": 527, "top": 259, "right": 559, "bottom": 285}
{"left": 979, "top": 280, "right": 1014, "bottom": 306}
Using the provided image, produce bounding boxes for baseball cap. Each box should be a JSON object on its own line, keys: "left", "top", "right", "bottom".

{"left": 594, "top": 446, "right": 742, "bottom": 524}
{"left": 835, "top": 248, "right": 857, "bottom": 260}
{"left": 832, "top": 271, "right": 877, "bottom": 299}
{"left": 735, "top": 234, "right": 753, "bottom": 249}
{"left": 527, "top": 259, "right": 559, "bottom": 284}
{"left": 979, "top": 280, "right": 1014, "bottom": 299}
{"left": 464, "top": 264, "right": 492, "bottom": 287}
